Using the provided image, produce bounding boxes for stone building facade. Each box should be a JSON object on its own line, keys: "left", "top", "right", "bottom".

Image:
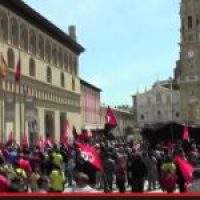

{"left": 176, "top": 0, "right": 200, "bottom": 125}
{"left": 132, "top": 80, "right": 181, "bottom": 128}
{"left": 100, "top": 106, "right": 135, "bottom": 137}
{"left": 80, "top": 79, "right": 102, "bottom": 130}
{"left": 0, "top": 0, "right": 84, "bottom": 144}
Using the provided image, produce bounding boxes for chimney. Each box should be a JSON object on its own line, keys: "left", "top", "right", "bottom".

{"left": 68, "top": 25, "right": 76, "bottom": 41}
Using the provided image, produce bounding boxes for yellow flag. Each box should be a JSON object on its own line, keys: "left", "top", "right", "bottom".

{"left": 0, "top": 53, "right": 7, "bottom": 78}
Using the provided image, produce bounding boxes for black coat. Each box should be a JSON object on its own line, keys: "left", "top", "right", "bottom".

{"left": 131, "top": 158, "right": 147, "bottom": 179}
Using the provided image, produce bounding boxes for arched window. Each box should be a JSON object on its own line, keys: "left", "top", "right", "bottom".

{"left": 45, "top": 39, "right": 51, "bottom": 63}
{"left": 29, "top": 29, "right": 36, "bottom": 55}
{"left": 29, "top": 58, "right": 36, "bottom": 77}
{"left": 20, "top": 23, "right": 28, "bottom": 50}
{"left": 0, "top": 12, "right": 8, "bottom": 43}
{"left": 72, "top": 76, "right": 75, "bottom": 91}
{"left": 58, "top": 48, "right": 63, "bottom": 68}
{"left": 69, "top": 54, "right": 73, "bottom": 74}
{"left": 10, "top": 17, "right": 19, "bottom": 47}
{"left": 52, "top": 45, "right": 57, "bottom": 65}
{"left": 73, "top": 56, "right": 78, "bottom": 75}
{"left": 7, "top": 48, "right": 15, "bottom": 69}
{"left": 64, "top": 53, "right": 69, "bottom": 71}
{"left": 38, "top": 34, "right": 44, "bottom": 59}
{"left": 61, "top": 72, "right": 65, "bottom": 87}
{"left": 47, "top": 66, "right": 52, "bottom": 83}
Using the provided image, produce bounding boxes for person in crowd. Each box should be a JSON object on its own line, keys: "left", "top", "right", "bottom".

{"left": 130, "top": 153, "right": 147, "bottom": 192}
{"left": 103, "top": 154, "right": 115, "bottom": 192}
{"left": 160, "top": 155, "right": 177, "bottom": 193}
{"left": 37, "top": 176, "right": 49, "bottom": 193}
{"left": 66, "top": 172, "right": 98, "bottom": 192}
{"left": 126, "top": 148, "right": 133, "bottom": 188}
{"left": 29, "top": 168, "right": 40, "bottom": 192}
{"left": 52, "top": 147, "right": 63, "bottom": 169}
{"left": 115, "top": 156, "right": 126, "bottom": 192}
{"left": 67, "top": 156, "right": 76, "bottom": 187}
{"left": 187, "top": 170, "right": 200, "bottom": 192}
{"left": 12, "top": 162, "right": 28, "bottom": 192}
{"left": 147, "top": 152, "right": 158, "bottom": 191}
{"left": 174, "top": 149, "right": 189, "bottom": 193}
{"left": 0, "top": 171, "right": 11, "bottom": 192}
{"left": 49, "top": 166, "right": 65, "bottom": 192}
{"left": 18, "top": 152, "right": 32, "bottom": 176}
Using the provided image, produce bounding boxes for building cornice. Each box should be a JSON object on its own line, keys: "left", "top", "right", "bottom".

{"left": 0, "top": 0, "right": 85, "bottom": 55}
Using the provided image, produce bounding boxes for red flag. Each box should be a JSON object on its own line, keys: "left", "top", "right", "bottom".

{"left": 182, "top": 125, "right": 189, "bottom": 141}
{"left": 77, "top": 130, "right": 89, "bottom": 143}
{"left": 175, "top": 155, "right": 194, "bottom": 183}
{"left": 21, "top": 133, "right": 29, "bottom": 148}
{"left": 76, "top": 142, "right": 102, "bottom": 171}
{"left": 105, "top": 106, "right": 117, "bottom": 129}
{"left": 14, "top": 58, "right": 21, "bottom": 82}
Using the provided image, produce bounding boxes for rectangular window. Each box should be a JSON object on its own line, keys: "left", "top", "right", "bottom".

{"left": 188, "top": 16, "right": 193, "bottom": 29}
{"left": 188, "top": 33, "right": 193, "bottom": 41}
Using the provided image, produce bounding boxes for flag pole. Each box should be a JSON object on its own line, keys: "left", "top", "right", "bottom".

{"left": 14, "top": 61, "right": 17, "bottom": 140}
{"left": 19, "top": 50, "right": 22, "bottom": 143}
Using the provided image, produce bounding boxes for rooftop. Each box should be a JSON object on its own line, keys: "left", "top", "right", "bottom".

{"left": 80, "top": 79, "right": 102, "bottom": 92}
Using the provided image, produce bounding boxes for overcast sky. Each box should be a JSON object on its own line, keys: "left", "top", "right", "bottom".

{"left": 24, "top": 0, "right": 180, "bottom": 106}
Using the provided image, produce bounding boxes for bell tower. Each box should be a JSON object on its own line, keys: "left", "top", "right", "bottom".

{"left": 179, "top": 0, "right": 200, "bottom": 124}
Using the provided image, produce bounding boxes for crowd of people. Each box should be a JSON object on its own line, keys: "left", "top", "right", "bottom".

{"left": 0, "top": 134, "right": 199, "bottom": 193}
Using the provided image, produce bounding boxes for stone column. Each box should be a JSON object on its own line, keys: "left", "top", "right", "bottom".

{"left": 54, "top": 110, "right": 60, "bottom": 142}
{"left": 37, "top": 107, "right": 45, "bottom": 138}
{"left": 15, "top": 102, "right": 20, "bottom": 144}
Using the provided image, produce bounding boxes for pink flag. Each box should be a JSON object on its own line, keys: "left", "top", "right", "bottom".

{"left": 105, "top": 106, "right": 117, "bottom": 129}
{"left": 182, "top": 125, "right": 189, "bottom": 141}
{"left": 76, "top": 142, "right": 103, "bottom": 171}
{"left": 21, "top": 133, "right": 29, "bottom": 148}
{"left": 175, "top": 156, "right": 194, "bottom": 183}
{"left": 36, "top": 135, "right": 44, "bottom": 152}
